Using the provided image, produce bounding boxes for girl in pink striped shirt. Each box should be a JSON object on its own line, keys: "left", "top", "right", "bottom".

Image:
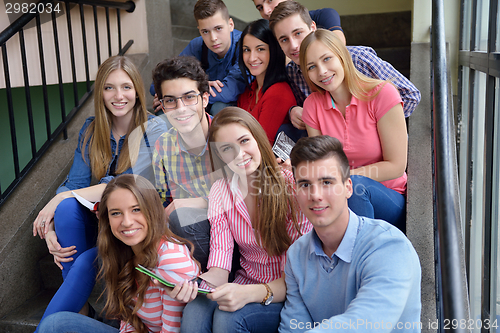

{"left": 37, "top": 174, "right": 200, "bottom": 333}
{"left": 180, "top": 107, "right": 312, "bottom": 333}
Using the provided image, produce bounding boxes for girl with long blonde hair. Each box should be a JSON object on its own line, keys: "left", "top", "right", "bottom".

{"left": 38, "top": 174, "right": 199, "bottom": 333}
{"left": 33, "top": 56, "right": 168, "bottom": 329}
{"left": 300, "top": 29, "right": 408, "bottom": 231}
{"left": 180, "top": 107, "right": 312, "bottom": 333}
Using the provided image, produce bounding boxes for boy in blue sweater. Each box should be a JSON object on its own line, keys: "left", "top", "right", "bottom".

{"left": 280, "top": 135, "right": 421, "bottom": 333}
{"left": 151, "top": 0, "right": 247, "bottom": 115}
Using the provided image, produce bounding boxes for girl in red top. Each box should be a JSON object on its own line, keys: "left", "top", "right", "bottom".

{"left": 237, "top": 19, "right": 296, "bottom": 144}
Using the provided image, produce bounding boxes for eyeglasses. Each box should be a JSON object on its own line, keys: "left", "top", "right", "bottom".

{"left": 160, "top": 93, "right": 200, "bottom": 110}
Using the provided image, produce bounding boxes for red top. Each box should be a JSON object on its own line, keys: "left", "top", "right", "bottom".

{"left": 238, "top": 80, "right": 296, "bottom": 144}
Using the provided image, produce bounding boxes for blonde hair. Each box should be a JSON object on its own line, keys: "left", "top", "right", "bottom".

{"left": 300, "top": 29, "right": 388, "bottom": 101}
{"left": 82, "top": 56, "right": 149, "bottom": 180}
{"left": 208, "top": 107, "right": 301, "bottom": 257}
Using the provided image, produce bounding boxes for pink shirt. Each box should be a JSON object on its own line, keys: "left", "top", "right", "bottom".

{"left": 302, "top": 83, "right": 407, "bottom": 194}
{"left": 207, "top": 169, "right": 312, "bottom": 285}
{"left": 120, "top": 240, "right": 199, "bottom": 333}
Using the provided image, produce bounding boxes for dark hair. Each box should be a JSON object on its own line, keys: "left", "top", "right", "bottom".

{"left": 239, "top": 19, "right": 288, "bottom": 95}
{"left": 194, "top": 0, "right": 230, "bottom": 21}
{"left": 269, "top": 0, "right": 313, "bottom": 34}
{"left": 290, "top": 135, "right": 350, "bottom": 183}
{"left": 152, "top": 56, "right": 209, "bottom": 99}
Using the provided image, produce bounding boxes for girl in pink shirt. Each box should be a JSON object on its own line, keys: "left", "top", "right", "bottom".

{"left": 300, "top": 29, "right": 408, "bottom": 231}
{"left": 37, "top": 174, "right": 200, "bottom": 333}
{"left": 180, "top": 107, "right": 311, "bottom": 333}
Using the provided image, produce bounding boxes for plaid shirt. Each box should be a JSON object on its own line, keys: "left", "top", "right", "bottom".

{"left": 286, "top": 46, "right": 421, "bottom": 117}
{"left": 152, "top": 115, "right": 213, "bottom": 206}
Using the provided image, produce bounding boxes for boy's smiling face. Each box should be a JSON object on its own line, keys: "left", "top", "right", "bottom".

{"left": 273, "top": 13, "right": 316, "bottom": 65}
{"left": 160, "top": 78, "right": 209, "bottom": 135}
{"left": 197, "top": 10, "right": 234, "bottom": 59}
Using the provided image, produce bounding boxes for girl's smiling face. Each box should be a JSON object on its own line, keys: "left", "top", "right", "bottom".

{"left": 107, "top": 188, "right": 148, "bottom": 255}
{"left": 103, "top": 69, "right": 137, "bottom": 120}
{"left": 305, "top": 40, "right": 345, "bottom": 93}
{"left": 242, "top": 34, "right": 270, "bottom": 82}
{"left": 214, "top": 123, "right": 262, "bottom": 179}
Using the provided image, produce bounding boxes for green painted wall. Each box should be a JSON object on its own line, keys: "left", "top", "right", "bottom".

{"left": 0, "top": 82, "right": 90, "bottom": 193}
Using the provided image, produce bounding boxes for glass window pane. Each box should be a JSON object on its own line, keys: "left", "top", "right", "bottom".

{"left": 475, "top": 0, "right": 490, "bottom": 51}
{"left": 497, "top": 8, "right": 500, "bottom": 51}
{"left": 469, "top": 71, "right": 487, "bottom": 330}
{"left": 459, "top": 67, "right": 470, "bottom": 238}
{"left": 492, "top": 78, "right": 500, "bottom": 330}
{"left": 462, "top": 0, "right": 472, "bottom": 50}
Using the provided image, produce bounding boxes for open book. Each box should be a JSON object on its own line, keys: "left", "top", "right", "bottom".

{"left": 272, "top": 131, "right": 296, "bottom": 162}
{"left": 71, "top": 191, "right": 99, "bottom": 211}
{"left": 136, "top": 265, "right": 213, "bottom": 294}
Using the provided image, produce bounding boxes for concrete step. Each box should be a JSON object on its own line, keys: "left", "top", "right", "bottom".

{"left": 373, "top": 46, "right": 411, "bottom": 79}
{"left": 0, "top": 280, "right": 108, "bottom": 333}
{"left": 173, "top": 37, "right": 190, "bottom": 56}
{"left": 0, "top": 289, "right": 55, "bottom": 333}
{"left": 172, "top": 25, "right": 199, "bottom": 41}
{"left": 38, "top": 255, "right": 63, "bottom": 291}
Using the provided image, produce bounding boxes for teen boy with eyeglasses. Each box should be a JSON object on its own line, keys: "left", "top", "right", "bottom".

{"left": 152, "top": 56, "right": 214, "bottom": 271}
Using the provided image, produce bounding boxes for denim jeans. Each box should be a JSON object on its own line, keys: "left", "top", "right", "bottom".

{"left": 35, "top": 248, "right": 98, "bottom": 332}
{"left": 168, "top": 207, "right": 211, "bottom": 271}
{"left": 181, "top": 294, "right": 283, "bottom": 333}
{"left": 207, "top": 101, "right": 236, "bottom": 116}
{"left": 54, "top": 198, "right": 98, "bottom": 279}
{"left": 37, "top": 312, "right": 118, "bottom": 333}
{"left": 35, "top": 198, "right": 100, "bottom": 332}
{"left": 348, "top": 175, "right": 406, "bottom": 232}
{"left": 275, "top": 123, "right": 307, "bottom": 144}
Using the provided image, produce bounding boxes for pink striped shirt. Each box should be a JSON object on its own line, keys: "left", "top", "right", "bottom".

{"left": 207, "top": 169, "right": 312, "bottom": 285}
{"left": 120, "top": 239, "right": 199, "bottom": 333}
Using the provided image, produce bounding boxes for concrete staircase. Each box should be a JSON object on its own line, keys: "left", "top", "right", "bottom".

{"left": 0, "top": 53, "right": 149, "bottom": 333}
{"left": 0, "top": 4, "right": 432, "bottom": 333}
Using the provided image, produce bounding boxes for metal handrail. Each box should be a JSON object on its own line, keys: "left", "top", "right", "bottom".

{"left": 0, "top": 1, "right": 135, "bottom": 45}
{"left": 0, "top": 0, "right": 135, "bottom": 206}
{"left": 431, "top": 0, "right": 469, "bottom": 330}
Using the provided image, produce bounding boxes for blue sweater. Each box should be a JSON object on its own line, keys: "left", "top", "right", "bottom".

{"left": 150, "top": 30, "right": 247, "bottom": 105}
{"left": 279, "top": 210, "right": 421, "bottom": 332}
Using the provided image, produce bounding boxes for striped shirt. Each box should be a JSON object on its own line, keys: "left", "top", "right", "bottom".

{"left": 286, "top": 46, "right": 421, "bottom": 117}
{"left": 120, "top": 240, "right": 199, "bottom": 333}
{"left": 207, "top": 169, "right": 312, "bottom": 285}
{"left": 152, "top": 114, "right": 213, "bottom": 206}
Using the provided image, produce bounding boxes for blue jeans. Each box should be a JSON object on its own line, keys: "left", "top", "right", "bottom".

{"left": 54, "top": 198, "right": 98, "bottom": 279}
{"left": 181, "top": 294, "right": 283, "bottom": 333}
{"left": 275, "top": 123, "right": 307, "bottom": 144}
{"left": 348, "top": 175, "right": 406, "bottom": 232}
{"left": 207, "top": 102, "right": 236, "bottom": 116}
{"left": 37, "top": 312, "right": 118, "bottom": 333}
{"left": 35, "top": 248, "right": 98, "bottom": 332}
{"left": 169, "top": 207, "right": 211, "bottom": 271}
{"left": 35, "top": 198, "right": 100, "bottom": 332}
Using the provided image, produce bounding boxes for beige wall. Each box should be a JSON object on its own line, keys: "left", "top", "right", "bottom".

{"left": 412, "top": 0, "right": 460, "bottom": 95}
{"left": 0, "top": 1, "right": 148, "bottom": 88}
{"left": 226, "top": 0, "right": 413, "bottom": 22}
